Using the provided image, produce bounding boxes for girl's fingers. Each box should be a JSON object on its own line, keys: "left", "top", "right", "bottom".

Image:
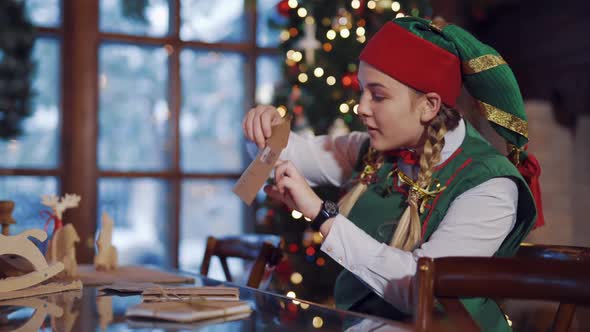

{"left": 253, "top": 113, "right": 266, "bottom": 148}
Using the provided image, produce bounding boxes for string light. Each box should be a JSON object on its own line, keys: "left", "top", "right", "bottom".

{"left": 339, "top": 103, "right": 350, "bottom": 113}
{"left": 288, "top": 0, "right": 298, "bottom": 8}
{"left": 356, "top": 27, "right": 365, "bottom": 36}
{"left": 353, "top": 104, "right": 359, "bottom": 114}
{"left": 291, "top": 210, "right": 303, "bottom": 219}
{"left": 297, "top": 8, "right": 307, "bottom": 17}
{"left": 300, "top": 303, "right": 310, "bottom": 309}
{"left": 298, "top": 73, "right": 308, "bottom": 83}
{"left": 396, "top": 12, "right": 405, "bottom": 18}
{"left": 290, "top": 272, "right": 303, "bottom": 284}
{"left": 357, "top": 35, "right": 366, "bottom": 43}
{"left": 505, "top": 315, "right": 513, "bottom": 327}
{"left": 313, "top": 232, "right": 323, "bottom": 244}
{"left": 351, "top": 0, "right": 361, "bottom": 9}
{"left": 379, "top": 0, "right": 393, "bottom": 10}
{"left": 280, "top": 30, "right": 290, "bottom": 41}
{"left": 322, "top": 43, "right": 333, "bottom": 52}
{"left": 340, "top": 28, "right": 350, "bottom": 38}
{"left": 316, "top": 257, "right": 326, "bottom": 266}
{"left": 292, "top": 51, "right": 303, "bottom": 62}
{"left": 305, "top": 16, "right": 315, "bottom": 25}
{"left": 367, "top": 1, "right": 377, "bottom": 9}
{"left": 314, "top": 67, "right": 324, "bottom": 77}
{"left": 326, "top": 76, "right": 336, "bottom": 85}
{"left": 277, "top": 105, "right": 288, "bottom": 117}
{"left": 326, "top": 29, "right": 336, "bottom": 40}
{"left": 289, "top": 27, "right": 299, "bottom": 37}
{"left": 411, "top": 8, "right": 420, "bottom": 16}
{"left": 164, "top": 44, "right": 174, "bottom": 55}
{"left": 287, "top": 291, "right": 296, "bottom": 298}
{"left": 312, "top": 316, "right": 324, "bottom": 328}
{"left": 392, "top": 1, "right": 401, "bottom": 12}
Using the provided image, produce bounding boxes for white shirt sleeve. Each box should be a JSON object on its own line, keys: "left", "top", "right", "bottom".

{"left": 247, "top": 131, "right": 369, "bottom": 187}
{"left": 320, "top": 177, "right": 518, "bottom": 313}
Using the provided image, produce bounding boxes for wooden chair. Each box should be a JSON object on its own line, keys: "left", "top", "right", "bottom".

{"left": 414, "top": 256, "right": 590, "bottom": 332}
{"left": 200, "top": 234, "right": 283, "bottom": 289}
{"left": 515, "top": 243, "right": 590, "bottom": 331}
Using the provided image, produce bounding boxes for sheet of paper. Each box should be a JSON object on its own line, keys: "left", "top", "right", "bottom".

{"left": 233, "top": 116, "right": 291, "bottom": 205}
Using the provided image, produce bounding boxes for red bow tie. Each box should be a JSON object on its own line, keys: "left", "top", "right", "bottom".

{"left": 385, "top": 149, "right": 419, "bottom": 165}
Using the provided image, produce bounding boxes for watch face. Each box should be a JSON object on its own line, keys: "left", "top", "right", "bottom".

{"left": 324, "top": 200, "right": 339, "bottom": 215}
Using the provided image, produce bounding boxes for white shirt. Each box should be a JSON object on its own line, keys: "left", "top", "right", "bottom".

{"left": 248, "top": 119, "right": 518, "bottom": 313}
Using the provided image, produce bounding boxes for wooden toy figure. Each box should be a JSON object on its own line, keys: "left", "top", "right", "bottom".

{"left": 94, "top": 212, "right": 118, "bottom": 271}
{"left": 0, "top": 200, "right": 16, "bottom": 236}
{"left": 45, "top": 224, "right": 80, "bottom": 278}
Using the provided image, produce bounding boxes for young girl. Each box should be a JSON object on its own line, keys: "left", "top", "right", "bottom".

{"left": 242, "top": 17, "right": 541, "bottom": 332}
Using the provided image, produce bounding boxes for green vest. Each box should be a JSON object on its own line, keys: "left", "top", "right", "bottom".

{"left": 334, "top": 122, "right": 537, "bottom": 332}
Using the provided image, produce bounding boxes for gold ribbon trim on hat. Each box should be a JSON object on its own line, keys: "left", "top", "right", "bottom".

{"left": 478, "top": 100, "right": 529, "bottom": 138}
{"left": 463, "top": 54, "right": 506, "bottom": 75}
{"left": 397, "top": 170, "right": 446, "bottom": 214}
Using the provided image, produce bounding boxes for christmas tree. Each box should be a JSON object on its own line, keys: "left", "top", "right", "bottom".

{"left": 0, "top": 0, "right": 35, "bottom": 139}
{"left": 258, "top": 0, "right": 433, "bottom": 304}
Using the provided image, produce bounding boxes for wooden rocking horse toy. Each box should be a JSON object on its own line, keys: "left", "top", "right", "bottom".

{"left": 0, "top": 297, "right": 64, "bottom": 332}
{"left": 0, "top": 229, "right": 65, "bottom": 292}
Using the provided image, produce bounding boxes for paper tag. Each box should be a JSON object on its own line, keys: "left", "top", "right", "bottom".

{"left": 233, "top": 116, "right": 291, "bottom": 205}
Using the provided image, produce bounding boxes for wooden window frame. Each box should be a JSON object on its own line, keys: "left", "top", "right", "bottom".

{"left": 7, "top": 0, "right": 279, "bottom": 267}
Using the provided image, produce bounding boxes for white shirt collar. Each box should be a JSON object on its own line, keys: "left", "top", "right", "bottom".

{"left": 437, "top": 118, "right": 465, "bottom": 166}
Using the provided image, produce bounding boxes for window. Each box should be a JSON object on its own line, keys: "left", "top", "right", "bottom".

{"left": 96, "top": 0, "right": 284, "bottom": 272}
{"left": 1, "top": 1, "right": 284, "bottom": 276}
{"left": 0, "top": 2, "right": 62, "bottom": 237}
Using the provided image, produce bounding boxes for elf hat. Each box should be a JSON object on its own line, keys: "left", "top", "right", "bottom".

{"left": 360, "top": 17, "right": 527, "bottom": 150}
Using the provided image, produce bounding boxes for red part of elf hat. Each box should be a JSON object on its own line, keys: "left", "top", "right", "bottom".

{"left": 359, "top": 21, "right": 462, "bottom": 107}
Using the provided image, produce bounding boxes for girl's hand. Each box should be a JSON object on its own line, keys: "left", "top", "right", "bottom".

{"left": 242, "top": 105, "right": 284, "bottom": 149}
{"left": 264, "top": 160, "right": 323, "bottom": 220}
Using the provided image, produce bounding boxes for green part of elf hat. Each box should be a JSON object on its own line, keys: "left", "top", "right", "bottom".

{"left": 359, "top": 16, "right": 528, "bottom": 151}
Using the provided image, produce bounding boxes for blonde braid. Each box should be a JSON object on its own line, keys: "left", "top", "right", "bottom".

{"left": 390, "top": 106, "right": 461, "bottom": 250}
{"left": 339, "top": 148, "right": 383, "bottom": 217}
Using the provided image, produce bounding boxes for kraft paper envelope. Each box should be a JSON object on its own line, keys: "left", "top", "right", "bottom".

{"left": 233, "top": 116, "right": 291, "bottom": 205}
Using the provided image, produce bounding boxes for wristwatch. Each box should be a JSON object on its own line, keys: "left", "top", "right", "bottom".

{"left": 310, "top": 200, "right": 339, "bottom": 231}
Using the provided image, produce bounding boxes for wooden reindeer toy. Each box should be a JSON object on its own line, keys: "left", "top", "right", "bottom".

{"left": 42, "top": 194, "right": 81, "bottom": 278}
{"left": 94, "top": 212, "right": 118, "bottom": 271}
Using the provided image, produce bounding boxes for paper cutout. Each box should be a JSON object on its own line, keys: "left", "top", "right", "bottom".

{"left": 233, "top": 116, "right": 291, "bottom": 205}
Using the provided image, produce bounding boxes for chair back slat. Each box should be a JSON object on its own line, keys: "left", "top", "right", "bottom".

{"left": 200, "top": 234, "right": 283, "bottom": 289}
{"left": 415, "top": 244, "right": 590, "bottom": 332}
{"left": 433, "top": 257, "right": 590, "bottom": 303}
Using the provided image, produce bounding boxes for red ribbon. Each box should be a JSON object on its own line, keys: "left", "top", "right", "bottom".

{"left": 41, "top": 210, "right": 62, "bottom": 236}
{"left": 385, "top": 149, "right": 419, "bottom": 165}
{"left": 517, "top": 153, "right": 545, "bottom": 229}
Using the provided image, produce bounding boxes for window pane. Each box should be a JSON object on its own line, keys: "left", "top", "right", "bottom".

{"left": 25, "top": 0, "right": 61, "bottom": 27}
{"left": 256, "top": 55, "right": 282, "bottom": 105}
{"left": 179, "top": 180, "right": 243, "bottom": 279}
{"left": 180, "top": 51, "right": 244, "bottom": 173}
{"left": 100, "top": 0, "right": 169, "bottom": 37}
{"left": 0, "top": 38, "right": 60, "bottom": 169}
{"left": 257, "top": 0, "right": 288, "bottom": 47}
{"left": 99, "top": 43, "right": 172, "bottom": 171}
{"left": 0, "top": 176, "right": 58, "bottom": 236}
{"left": 98, "top": 178, "right": 171, "bottom": 267}
{"left": 180, "top": 0, "right": 246, "bottom": 43}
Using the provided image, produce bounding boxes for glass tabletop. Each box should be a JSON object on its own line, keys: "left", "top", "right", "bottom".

{"left": 0, "top": 270, "right": 415, "bottom": 331}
